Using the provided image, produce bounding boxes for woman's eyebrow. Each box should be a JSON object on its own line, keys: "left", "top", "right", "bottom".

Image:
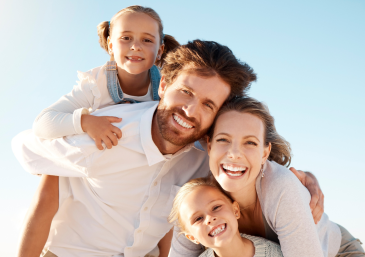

{"left": 214, "top": 132, "right": 230, "bottom": 138}
{"left": 243, "top": 135, "right": 261, "bottom": 142}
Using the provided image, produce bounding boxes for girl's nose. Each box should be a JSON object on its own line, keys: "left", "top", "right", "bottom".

{"left": 207, "top": 216, "right": 217, "bottom": 225}
{"left": 130, "top": 41, "right": 142, "bottom": 51}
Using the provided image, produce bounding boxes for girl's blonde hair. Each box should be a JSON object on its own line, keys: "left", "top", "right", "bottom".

{"left": 97, "top": 5, "right": 180, "bottom": 67}
{"left": 208, "top": 97, "right": 292, "bottom": 166}
{"left": 168, "top": 176, "right": 233, "bottom": 233}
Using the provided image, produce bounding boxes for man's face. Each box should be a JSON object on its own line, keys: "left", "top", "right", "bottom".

{"left": 156, "top": 71, "right": 230, "bottom": 146}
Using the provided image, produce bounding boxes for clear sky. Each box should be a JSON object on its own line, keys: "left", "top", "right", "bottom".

{"left": 0, "top": 0, "right": 364, "bottom": 255}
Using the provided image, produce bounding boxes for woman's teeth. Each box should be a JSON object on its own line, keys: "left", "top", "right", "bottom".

{"left": 222, "top": 164, "right": 246, "bottom": 176}
{"left": 209, "top": 224, "right": 226, "bottom": 237}
{"left": 173, "top": 114, "right": 193, "bottom": 129}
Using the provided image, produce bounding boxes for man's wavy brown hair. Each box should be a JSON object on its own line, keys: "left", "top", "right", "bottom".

{"left": 161, "top": 40, "right": 257, "bottom": 98}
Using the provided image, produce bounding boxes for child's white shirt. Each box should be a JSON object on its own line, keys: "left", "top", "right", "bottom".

{"left": 33, "top": 64, "right": 152, "bottom": 139}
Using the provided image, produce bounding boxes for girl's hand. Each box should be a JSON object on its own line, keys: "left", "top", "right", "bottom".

{"left": 81, "top": 115, "right": 123, "bottom": 150}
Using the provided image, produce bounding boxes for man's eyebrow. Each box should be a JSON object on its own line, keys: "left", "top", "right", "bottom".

{"left": 119, "top": 31, "right": 156, "bottom": 38}
{"left": 182, "top": 85, "right": 217, "bottom": 109}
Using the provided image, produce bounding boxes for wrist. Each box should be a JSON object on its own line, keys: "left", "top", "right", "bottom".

{"left": 81, "top": 114, "right": 91, "bottom": 132}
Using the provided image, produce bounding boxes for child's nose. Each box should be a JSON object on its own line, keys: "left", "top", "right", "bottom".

{"left": 207, "top": 217, "right": 217, "bottom": 225}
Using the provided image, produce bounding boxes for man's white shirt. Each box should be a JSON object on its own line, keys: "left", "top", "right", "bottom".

{"left": 13, "top": 101, "right": 210, "bottom": 257}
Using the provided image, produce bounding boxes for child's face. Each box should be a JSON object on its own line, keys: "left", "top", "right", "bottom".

{"left": 208, "top": 111, "right": 271, "bottom": 194}
{"left": 109, "top": 12, "right": 164, "bottom": 75}
{"left": 180, "top": 186, "right": 240, "bottom": 247}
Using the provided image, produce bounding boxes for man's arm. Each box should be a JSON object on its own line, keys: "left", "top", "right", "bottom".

{"left": 158, "top": 228, "right": 173, "bottom": 257}
{"left": 290, "top": 167, "right": 324, "bottom": 224}
{"left": 17, "top": 175, "right": 59, "bottom": 257}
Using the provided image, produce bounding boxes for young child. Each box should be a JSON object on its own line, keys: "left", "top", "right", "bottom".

{"left": 33, "top": 5, "right": 179, "bottom": 150}
{"left": 169, "top": 177, "right": 283, "bottom": 257}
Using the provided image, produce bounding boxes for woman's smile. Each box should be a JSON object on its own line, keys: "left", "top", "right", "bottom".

{"left": 220, "top": 163, "right": 248, "bottom": 179}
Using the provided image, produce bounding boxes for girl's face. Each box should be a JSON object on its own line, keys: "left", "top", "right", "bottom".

{"left": 108, "top": 12, "right": 164, "bottom": 74}
{"left": 180, "top": 186, "right": 240, "bottom": 247}
{"left": 208, "top": 111, "right": 271, "bottom": 193}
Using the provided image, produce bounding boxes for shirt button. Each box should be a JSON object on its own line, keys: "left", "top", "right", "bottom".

{"left": 137, "top": 229, "right": 141, "bottom": 233}
{"left": 144, "top": 207, "right": 148, "bottom": 211}
{"left": 153, "top": 182, "right": 157, "bottom": 186}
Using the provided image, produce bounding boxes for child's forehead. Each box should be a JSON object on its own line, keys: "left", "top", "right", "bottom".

{"left": 182, "top": 186, "right": 230, "bottom": 210}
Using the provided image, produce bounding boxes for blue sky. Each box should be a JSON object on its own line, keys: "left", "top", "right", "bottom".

{"left": 0, "top": 0, "right": 364, "bottom": 255}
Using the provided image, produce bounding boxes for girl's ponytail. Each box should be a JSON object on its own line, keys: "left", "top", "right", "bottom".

{"left": 97, "top": 21, "right": 110, "bottom": 53}
{"left": 155, "top": 34, "right": 180, "bottom": 68}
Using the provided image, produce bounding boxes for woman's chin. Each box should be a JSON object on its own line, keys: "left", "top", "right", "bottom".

{"left": 218, "top": 177, "right": 246, "bottom": 193}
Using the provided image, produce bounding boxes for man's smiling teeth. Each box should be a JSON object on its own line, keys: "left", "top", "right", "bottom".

{"left": 209, "top": 224, "right": 226, "bottom": 237}
{"left": 173, "top": 114, "right": 193, "bottom": 129}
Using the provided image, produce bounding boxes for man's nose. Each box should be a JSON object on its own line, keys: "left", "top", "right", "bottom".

{"left": 182, "top": 101, "right": 199, "bottom": 118}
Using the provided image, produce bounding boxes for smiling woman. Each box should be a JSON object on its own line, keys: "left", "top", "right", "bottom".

{"left": 170, "top": 96, "right": 365, "bottom": 257}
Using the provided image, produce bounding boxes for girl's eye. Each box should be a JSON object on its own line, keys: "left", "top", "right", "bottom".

{"left": 195, "top": 216, "right": 202, "bottom": 223}
{"left": 213, "top": 205, "right": 222, "bottom": 211}
{"left": 144, "top": 38, "right": 153, "bottom": 43}
{"left": 121, "top": 36, "right": 131, "bottom": 40}
{"left": 182, "top": 90, "right": 191, "bottom": 95}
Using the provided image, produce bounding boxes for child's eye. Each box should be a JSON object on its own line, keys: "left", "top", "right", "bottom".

{"left": 194, "top": 216, "right": 203, "bottom": 223}
{"left": 121, "top": 36, "right": 131, "bottom": 41}
{"left": 182, "top": 89, "right": 191, "bottom": 95}
{"left": 144, "top": 38, "right": 153, "bottom": 43}
{"left": 213, "top": 205, "right": 222, "bottom": 211}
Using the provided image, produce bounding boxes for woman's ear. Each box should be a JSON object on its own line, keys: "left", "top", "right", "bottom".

{"left": 158, "top": 76, "right": 167, "bottom": 98}
{"left": 262, "top": 142, "right": 271, "bottom": 165}
{"left": 232, "top": 201, "right": 240, "bottom": 219}
{"left": 185, "top": 234, "right": 200, "bottom": 245}
{"left": 206, "top": 136, "right": 211, "bottom": 156}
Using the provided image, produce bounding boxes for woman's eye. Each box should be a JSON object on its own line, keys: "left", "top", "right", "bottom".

{"left": 205, "top": 103, "right": 213, "bottom": 109}
{"left": 216, "top": 138, "right": 228, "bottom": 143}
{"left": 247, "top": 141, "right": 257, "bottom": 146}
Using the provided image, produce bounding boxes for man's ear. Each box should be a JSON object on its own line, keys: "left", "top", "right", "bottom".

{"left": 232, "top": 201, "right": 240, "bottom": 219}
{"left": 185, "top": 234, "right": 200, "bottom": 245}
{"left": 158, "top": 76, "right": 167, "bottom": 98}
{"left": 262, "top": 142, "right": 271, "bottom": 165}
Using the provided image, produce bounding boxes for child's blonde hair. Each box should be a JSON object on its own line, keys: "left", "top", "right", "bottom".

{"left": 168, "top": 176, "right": 233, "bottom": 233}
{"left": 97, "top": 5, "right": 180, "bottom": 67}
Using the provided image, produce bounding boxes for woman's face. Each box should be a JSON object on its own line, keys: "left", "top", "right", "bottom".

{"left": 208, "top": 111, "right": 271, "bottom": 193}
{"left": 180, "top": 186, "right": 240, "bottom": 247}
{"left": 109, "top": 12, "right": 164, "bottom": 74}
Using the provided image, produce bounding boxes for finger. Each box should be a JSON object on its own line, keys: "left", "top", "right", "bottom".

{"left": 101, "top": 136, "right": 113, "bottom": 149}
{"left": 111, "top": 126, "right": 122, "bottom": 139}
{"left": 94, "top": 138, "right": 104, "bottom": 150}
{"left": 309, "top": 189, "right": 320, "bottom": 212}
{"left": 313, "top": 193, "right": 324, "bottom": 223}
{"left": 107, "top": 132, "right": 119, "bottom": 146}
{"left": 105, "top": 116, "right": 123, "bottom": 123}
{"left": 289, "top": 167, "right": 305, "bottom": 183}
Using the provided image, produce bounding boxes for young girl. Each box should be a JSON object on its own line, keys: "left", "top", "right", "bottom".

{"left": 169, "top": 177, "right": 283, "bottom": 257}
{"left": 33, "top": 5, "right": 179, "bottom": 150}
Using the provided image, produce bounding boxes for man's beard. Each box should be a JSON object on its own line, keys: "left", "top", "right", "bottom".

{"left": 156, "top": 101, "right": 209, "bottom": 147}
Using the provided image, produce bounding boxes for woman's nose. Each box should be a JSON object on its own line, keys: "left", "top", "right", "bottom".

{"left": 228, "top": 144, "right": 242, "bottom": 159}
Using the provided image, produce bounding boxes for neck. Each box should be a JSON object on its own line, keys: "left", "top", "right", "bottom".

{"left": 151, "top": 113, "right": 186, "bottom": 155}
{"left": 230, "top": 181, "right": 257, "bottom": 212}
{"left": 213, "top": 232, "right": 254, "bottom": 257}
{"left": 117, "top": 68, "right": 150, "bottom": 96}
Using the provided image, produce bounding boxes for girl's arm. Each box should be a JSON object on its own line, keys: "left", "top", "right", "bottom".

{"left": 33, "top": 71, "right": 122, "bottom": 149}
{"left": 157, "top": 228, "right": 173, "bottom": 257}
{"left": 261, "top": 163, "right": 324, "bottom": 257}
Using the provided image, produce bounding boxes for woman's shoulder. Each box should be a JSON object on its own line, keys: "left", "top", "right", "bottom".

{"left": 241, "top": 234, "right": 283, "bottom": 257}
